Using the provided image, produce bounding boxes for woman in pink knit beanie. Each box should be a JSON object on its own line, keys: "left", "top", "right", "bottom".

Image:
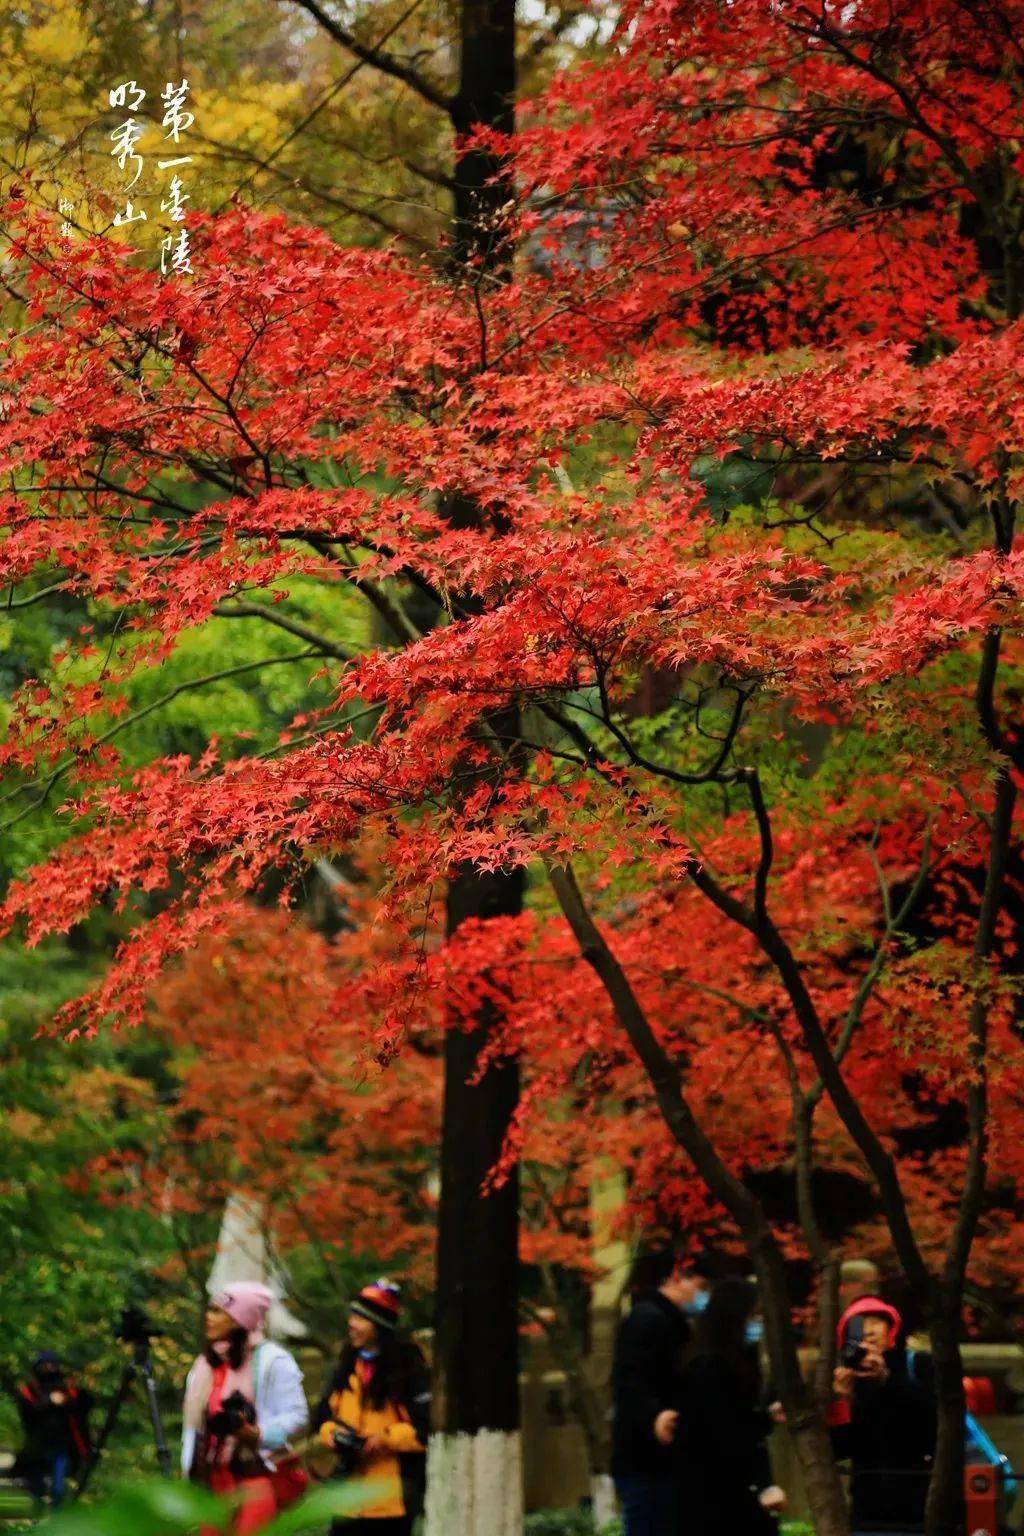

{"left": 182, "top": 1282, "right": 307, "bottom": 1534}
{"left": 215, "top": 1283, "right": 275, "bottom": 1336}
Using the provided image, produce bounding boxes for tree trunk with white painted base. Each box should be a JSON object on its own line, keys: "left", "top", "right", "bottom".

{"left": 426, "top": 3, "right": 522, "bottom": 1533}
{"left": 425, "top": 1429, "right": 523, "bottom": 1536}
{"left": 591, "top": 1473, "right": 618, "bottom": 1533}
{"left": 428, "top": 862, "right": 524, "bottom": 1536}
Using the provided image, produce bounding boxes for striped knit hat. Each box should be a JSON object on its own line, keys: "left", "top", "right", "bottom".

{"left": 350, "top": 1279, "right": 402, "bottom": 1332}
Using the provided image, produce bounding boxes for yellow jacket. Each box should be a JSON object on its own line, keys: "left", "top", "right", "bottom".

{"left": 317, "top": 1366, "right": 426, "bottom": 1520}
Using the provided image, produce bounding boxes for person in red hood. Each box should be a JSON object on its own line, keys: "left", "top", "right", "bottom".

{"left": 830, "top": 1298, "right": 936, "bottom": 1533}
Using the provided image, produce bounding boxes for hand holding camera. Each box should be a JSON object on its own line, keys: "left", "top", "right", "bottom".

{"left": 834, "top": 1343, "right": 889, "bottom": 1398}
{"left": 331, "top": 1423, "right": 366, "bottom": 1477}
{"left": 856, "top": 1345, "right": 889, "bottom": 1383}
{"left": 839, "top": 1340, "right": 869, "bottom": 1370}
{"left": 207, "top": 1390, "right": 258, "bottom": 1440}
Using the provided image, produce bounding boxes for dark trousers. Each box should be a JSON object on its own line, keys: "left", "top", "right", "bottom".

{"left": 331, "top": 1520, "right": 412, "bottom": 1536}
{"left": 614, "top": 1475, "right": 676, "bottom": 1536}
{"left": 25, "top": 1452, "right": 71, "bottom": 1507}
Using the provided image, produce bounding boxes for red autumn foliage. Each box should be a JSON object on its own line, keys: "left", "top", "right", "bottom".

{"left": 2, "top": 4, "right": 1023, "bottom": 1523}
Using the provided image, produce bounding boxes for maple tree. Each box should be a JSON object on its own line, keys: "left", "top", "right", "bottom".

{"left": 1, "top": 8, "right": 611, "bottom": 1523}
{"left": 116, "top": 897, "right": 441, "bottom": 1306}
{"left": 2, "top": 0, "right": 1024, "bottom": 1533}
{"left": 93, "top": 810, "right": 1024, "bottom": 1506}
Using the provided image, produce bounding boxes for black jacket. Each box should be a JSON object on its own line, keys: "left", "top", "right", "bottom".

{"left": 830, "top": 1350, "right": 936, "bottom": 1531}
{"left": 611, "top": 1291, "right": 690, "bottom": 1480}
{"left": 673, "top": 1351, "right": 776, "bottom": 1536}
{"left": 14, "top": 1377, "right": 92, "bottom": 1470}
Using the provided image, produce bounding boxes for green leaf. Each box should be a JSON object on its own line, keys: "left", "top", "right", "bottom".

{"left": 38, "top": 1479, "right": 228, "bottom": 1536}
{"left": 263, "top": 1479, "right": 383, "bottom": 1533}
{"left": 33, "top": 1477, "right": 383, "bottom": 1536}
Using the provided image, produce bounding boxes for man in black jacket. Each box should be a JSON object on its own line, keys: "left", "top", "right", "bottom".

{"left": 611, "top": 1246, "right": 705, "bottom": 1536}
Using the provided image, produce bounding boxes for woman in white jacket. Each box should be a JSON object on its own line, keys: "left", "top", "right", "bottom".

{"left": 182, "top": 1282, "right": 308, "bottom": 1534}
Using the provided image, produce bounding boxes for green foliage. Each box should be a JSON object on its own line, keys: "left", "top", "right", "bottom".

{"left": 522, "top": 1508, "right": 814, "bottom": 1535}
{"left": 0, "top": 933, "right": 213, "bottom": 1471}
{"left": 524, "top": 1511, "right": 620, "bottom": 1536}
{"left": 33, "top": 1477, "right": 374, "bottom": 1535}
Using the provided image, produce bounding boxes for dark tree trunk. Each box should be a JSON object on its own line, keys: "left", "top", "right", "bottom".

{"left": 451, "top": 0, "right": 516, "bottom": 277}
{"left": 427, "top": 11, "right": 522, "bottom": 1532}
{"left": 427, "top": 862, "right": 526, "bottom": 1536}
{"left": 925, "top": 1294, "right": 967, "bottom": 1536}
{"left": 435, "top": 871, "right": 524, "bottom": 1443}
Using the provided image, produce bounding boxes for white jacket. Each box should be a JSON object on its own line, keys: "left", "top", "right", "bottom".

{"left": 181, "top": 1341, "right": 309, "bottom": 1476}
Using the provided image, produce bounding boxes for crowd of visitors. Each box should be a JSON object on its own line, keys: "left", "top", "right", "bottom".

{"left": 7, "top": 1277, "right": 427, "bottom": 1534}
{"left": 6, "top": 1252, "right": 1001, "bottom": 1535}
{"left": 180, "top": 1278, "right": 428, "bottom": 1536}
{"left": 611, "top": 1250, "right": 939, "bottom": 1536}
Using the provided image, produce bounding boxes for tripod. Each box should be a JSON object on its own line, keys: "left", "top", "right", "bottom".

{"left": 76, "top": 1337, "right": 172, "bottom": 1497}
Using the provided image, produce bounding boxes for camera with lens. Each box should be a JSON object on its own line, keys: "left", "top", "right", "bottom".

{"left": 331, "top": 1423, "right": 366, "bottom": 1477}
{"left": 206, "top": 1391, "right": 258, "bottom": 1439}
{"left": 116, "top": 1306, "right": 164, "bottom": 1346}
{"left": 840, "top": 1341, "right": 869, "bottom": 1370}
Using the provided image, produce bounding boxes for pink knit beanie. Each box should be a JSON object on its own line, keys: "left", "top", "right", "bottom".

{"left": 213, "top": 1281, "right": 274, "bottom": 1334}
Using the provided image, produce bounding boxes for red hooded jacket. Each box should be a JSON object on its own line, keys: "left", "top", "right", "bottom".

{"left": 829, "top": 1297, "right": 904, "bottom": 1427}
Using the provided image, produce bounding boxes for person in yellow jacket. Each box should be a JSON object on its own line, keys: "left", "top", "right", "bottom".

{"left": 315, "top": 1281, "right": 430, "bottom": 1536}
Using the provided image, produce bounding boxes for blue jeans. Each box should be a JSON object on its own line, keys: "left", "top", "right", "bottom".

{"left": 614, "top": 1475, "right": 676, "bottom": 1536}
{"left": 26, "top": 1452, "right": 70, "bottom": 1507}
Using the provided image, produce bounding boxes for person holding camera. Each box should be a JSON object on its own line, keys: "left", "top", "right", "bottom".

{"left": 314, "top": 1280, "right": 430, "bottom": 1536}
{"left": 829, "top": 1298, "right": 936, "bottom": 1534}
{"left": 13, "top": 1351, "right": 92, "bottom": 1508}
{"left": 673, "top": 1278, "right": 786, "bottom": 1535}
{"left": 182, "top": 1281, "right": 308, "bottom": 1534}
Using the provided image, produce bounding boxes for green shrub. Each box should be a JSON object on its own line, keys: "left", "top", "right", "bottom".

{"left": 524, "top": 1511, "right": 594, "bottom": 1536}
{"left": 524, "top": 1510, "right": 623, "bottom": 1536}
{"left": 522, "top": 1506, "right": 811, "bottom": 1536}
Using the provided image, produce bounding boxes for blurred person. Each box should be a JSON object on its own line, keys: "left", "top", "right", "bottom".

{"left": 13, "top": 1351, "right": 92, "bottom": 1507}
{"left": 182, "top": 1281, "right": 308, "bottom": 1535}
{"left": 673, "top": 1278, "right": 785, "bottom": 1535}
{"left": 830, "top": 1298, "right": 936, "bottom": 1534}
{"left": 611, "top": 1245, "right": 704, "bottom": 1536}
{"left": 838, "top": 1260, "right": 882, "bottom": 1316}
{"left": 314, "top": 1280, "right": 430, "bottom": 1536}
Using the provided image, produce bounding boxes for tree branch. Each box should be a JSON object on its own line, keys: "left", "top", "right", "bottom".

{"left": 805, "top": 824, "right": 935, "bottom": 1110}
{"left": 546, "top": 856, "right": 830, "bottom": 1435}
{"left": 212, "top": 598, "right": 355, "bottom": 660}
{"left": 0, "top": 649, "right": 321, "bottom": 830}
{"left": 288, "top": 0, "right": 455, "bottom": 113}
{"left": 685, "top": 782, "right": 931, "bottom": 1295}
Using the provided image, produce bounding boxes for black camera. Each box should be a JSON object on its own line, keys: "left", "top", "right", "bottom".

{"left": 331, "top": 1424, "right": 366, "bottom": 1477}
{"left": 840, "top": 1341, "right": 869, "bottom": 1370}
{"left": 116, "top": 1306, "right": 164, "bottom": 1346}
{"left": 207, "top": 1390, "right": 258, "bottom": 1439}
